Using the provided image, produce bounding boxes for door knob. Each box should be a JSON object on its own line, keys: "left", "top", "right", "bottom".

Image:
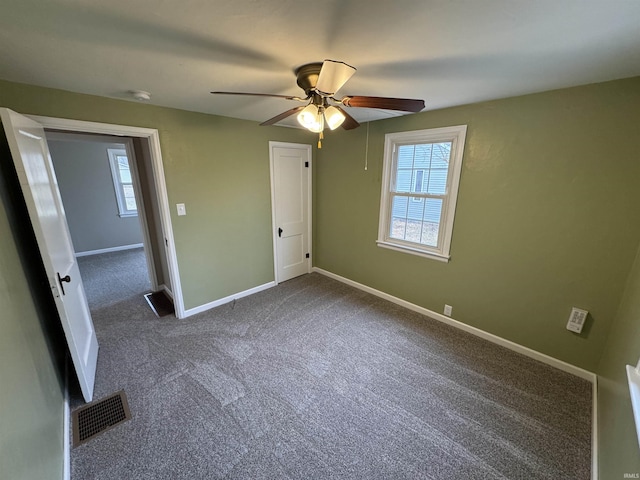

{"left": 278, "top": 227, "right": 283, "bottom": 237}
{"left": 57, "top": 272, "right": 71, "bottom": 296}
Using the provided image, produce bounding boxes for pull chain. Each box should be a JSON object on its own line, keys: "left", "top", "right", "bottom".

{"left": 364, "top": 122, "right": 369, "bottom": 170}
{"left": 318, "top": 131, "right": 323, "bottom": 149}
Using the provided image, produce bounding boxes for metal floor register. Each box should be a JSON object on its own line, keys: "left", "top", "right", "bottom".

{"left": 72, "top": 390, "right": 132, "bottom": 447}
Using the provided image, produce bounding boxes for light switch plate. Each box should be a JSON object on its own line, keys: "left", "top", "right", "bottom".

{"left": 176, "top": 203, "right": 186, "bottom": 216}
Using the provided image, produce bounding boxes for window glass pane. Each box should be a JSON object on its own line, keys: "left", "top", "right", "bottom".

{"left": 396, "top": 169, "right": 412, "bottom": 193}
{"left": 421, "top": 198, "right": 442, "bottom": 247}
{"left": 391, "top": 195, "right": 424, "bottom": 244}
{"left": 430, "top": 143, "right": 451, "bottom": 168}
{"left": 427, "top": 169, "right": 448, "bottom": 194}
{"left": 117, "top": 156, "right": 132, "bottom": 183}
{"left": 397, "top": 145, "right": 415, "bottom": 168}
{"left": 390, "top": 196, "right": 442, "bottom": 247}
{"left": 413, "top": 144, "right": 432, "bottom": 169}
{"left": 413, "top": 170, "right": 424, "bottom": 193}
{"left": 390, "top": 196, "right": 409, "bottom": 239}
{"left": 122, "top": 184, "right": 137, "bottom": 210}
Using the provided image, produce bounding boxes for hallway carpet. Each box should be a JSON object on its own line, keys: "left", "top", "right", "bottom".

{"left": 77, "top": 247, "right": 151, "bottom": 310}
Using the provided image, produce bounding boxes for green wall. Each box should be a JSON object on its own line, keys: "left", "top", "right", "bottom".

{"left": 597, "top": 242, "right": 640, "bottom": 478}
{"left": 0, "top": 79, "right": 311, "bottom": 479}
{"left": 3, "top": 76, "right": 640, "bottom": 478}
{"left": 315, "top": 76, "right": 640, "bottom": 371}
{"left": 0, "top": 79, "right": 310, "bottom": 309}
{"left": 0, "top": 132, "right": 65, "bottom": 478}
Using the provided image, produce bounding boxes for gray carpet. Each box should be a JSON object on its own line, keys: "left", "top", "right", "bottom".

{"left": 77, "top": 247, "right": 151, "bottom": 310}
{"left": 72, "top": 257, "right": 592, "bottom": 479}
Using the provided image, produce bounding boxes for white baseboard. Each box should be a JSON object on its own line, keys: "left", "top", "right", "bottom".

{"left": 183, "top": 281, "right": 276, "bottom": 318}
{"left": 63, "top": 361, "right": 70, "bottom": 480}
{"left": 592, "top": 377, "right": 598, "bottom": 480}
{"left": 312, "top": 267, "right": 595, "bottom": 380}
{"left": 75, "top": 243, "right": 144, "bottom": 257}
{"left": 312, "top": 267, "right": 598, "bottom": 479}
{"left": 159, "top": 283, "right": 174, "bottom": 300}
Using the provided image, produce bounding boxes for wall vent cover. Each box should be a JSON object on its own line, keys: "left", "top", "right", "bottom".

{"left": 72, "top": 390, "right": 131, "bottom": 447}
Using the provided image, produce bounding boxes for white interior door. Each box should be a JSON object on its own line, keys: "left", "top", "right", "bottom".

{"left": 270, "top": 142, "right": 311, "bottom": 283}
{"left": 1, "top": 108, "right": 98, "bottom": 402}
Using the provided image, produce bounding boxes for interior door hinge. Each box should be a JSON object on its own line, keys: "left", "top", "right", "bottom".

{"left": 305, "top": 253, "right": 310, "bottom": 258}
{"left": 305, "top": 161, "right": 309, "bottom": 168}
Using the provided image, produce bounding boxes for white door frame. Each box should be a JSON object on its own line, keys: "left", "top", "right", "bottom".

{"left": 268, "top": 141, "right": 312, "bottom": 284}
{"left": 44, "top": 131, "right": 159, "bottom": 292}
{"left": 121, "top": 137, "right": 159, "bottom": 291}
{"left": 29, "top": 115, "right": 186, "bottom": 318}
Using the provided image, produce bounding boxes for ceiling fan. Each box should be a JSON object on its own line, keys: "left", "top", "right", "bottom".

{"left": 212, "top": 60, "right": 425, "bottom": 146}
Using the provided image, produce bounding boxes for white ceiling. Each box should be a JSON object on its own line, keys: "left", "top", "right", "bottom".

{"left": 1, "top": 0, "right": 639, "bottom": 128}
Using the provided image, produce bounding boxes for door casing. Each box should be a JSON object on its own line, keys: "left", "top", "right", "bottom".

{"left": 28, "top": 115, "right": 186, "bottom": 318}
{"left": 269, "top": 141, "right": 312, "bottom": 284}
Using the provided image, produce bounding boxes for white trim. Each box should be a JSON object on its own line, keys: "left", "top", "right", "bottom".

{"left": 183, "top": 281, "right": 276, "bottom": 317}
{"left": 107, "top": 147, "right": 137, "bottom": 217}
{"left": 627, "top": 365, "right": 640, "bottom": 449}
{"left": 75, "top": 243, "right": 144, "bottom": 257}
{"left": 592, "top": 376, "right": 598, "bottom": 480}
{"left": 268, "top": 141, "right": 312, "bottom": 284}
{"left": 63, "top": 360, "right": 70, "bottom": 480}
{"left": 28, "top": 114, "right": 186, "bottom": 318}
{"left": 312, "top": 267, "right": 595, "bottom": 381}
{"left": 28, "top": 115, "right": 159, "bottom": 138}
{"left": 376, "top": 240, "right": 450, "bottom": 263}
{"left": 159, "top": 283, "right": 174, "bottom": 300}
{"left": 122, "top": 138, "right": 158, "bottom": 292}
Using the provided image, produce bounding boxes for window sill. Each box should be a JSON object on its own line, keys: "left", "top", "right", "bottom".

{"left": 118, "top": 212, "right": 138, "bottom": 218}
{"left": 376, "top": 240, "right": 450, "bottom": 263}
{"left": 627, "top": 365, "right": 640, "bottom": 449}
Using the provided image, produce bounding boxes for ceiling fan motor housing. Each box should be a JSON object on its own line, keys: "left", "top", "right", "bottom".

{"left": 295, "top": 63, "right": 323, "bottom": 96}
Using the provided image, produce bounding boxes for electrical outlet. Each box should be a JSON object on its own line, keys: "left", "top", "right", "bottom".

{"left": 566, "top": 307, "right": 588, "bottom": 334}
{"left": 444, "top": 304, "right": 452, "bottom": 317}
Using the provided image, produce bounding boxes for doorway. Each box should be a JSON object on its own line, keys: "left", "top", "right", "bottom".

{"left": 269, "top": 141, "right": 312, "bottom": 283}
{"left": 46, "top": 131, "right": 158, "bottom": 310}
{"left": 29, "top": 114, "right": 185, "bottom": 317}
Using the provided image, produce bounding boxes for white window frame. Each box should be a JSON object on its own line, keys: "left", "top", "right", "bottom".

{"left": 377, "top": 125, "right": 467, "bottom": 262}
{"left": 107, "top": 148, "right": 138, "bottom": 217}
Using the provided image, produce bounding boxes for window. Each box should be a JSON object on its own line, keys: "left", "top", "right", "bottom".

{"left": 377, "top": 125, "right": 467, "bottom": 262}
{"left": 107, "top": 148, "right": 137, "bottom": 217}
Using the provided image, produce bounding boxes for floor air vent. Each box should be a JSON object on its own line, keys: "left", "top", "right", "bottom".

{"left": 144, "top": 290, "right": 175, "bottom": 318}
{"left": 72, "top": 390, "right": 131, "bottom": 447}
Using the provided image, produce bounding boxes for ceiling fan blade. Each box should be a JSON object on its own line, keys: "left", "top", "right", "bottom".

{"left": 340, "top": 96, "right": 425, "bottom": 113}
{"left": 211, "top": 91, "right": 306, "bottom": 101}
{"left": 315, "top": 60, "right": 356, "bottom": 96}
{"left": 260, "top": 106, "right": 305, "bottom": 126}
{"left": 335, "top": 106, "right": 360, "bottom": 130}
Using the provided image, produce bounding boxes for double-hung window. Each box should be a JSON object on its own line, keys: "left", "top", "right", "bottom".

{"left": 107, "top": 148, "right": 138, "bottom": 217}
{"left": 377, "top": 125, "right": 467, "bottom": 262}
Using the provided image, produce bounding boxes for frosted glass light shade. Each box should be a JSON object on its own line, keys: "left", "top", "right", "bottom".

{"left": 297, "top": 104, "right": 324, "bottom": 133}
{"left": 324, "top": 106, "right": 346, "bottom": 130}
{"left": 316, "top": 60, "right": 356, "bottom": 95}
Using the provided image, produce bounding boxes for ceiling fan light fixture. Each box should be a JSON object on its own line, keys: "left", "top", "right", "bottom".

{"left": 297, "top": 104, "right": 324, "bottom": 133}
{"left": 315, "top": 60, "right": 356, "bottom": 96}
{"left": 324, "top": 106, "right": 346, "bottom": 130}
